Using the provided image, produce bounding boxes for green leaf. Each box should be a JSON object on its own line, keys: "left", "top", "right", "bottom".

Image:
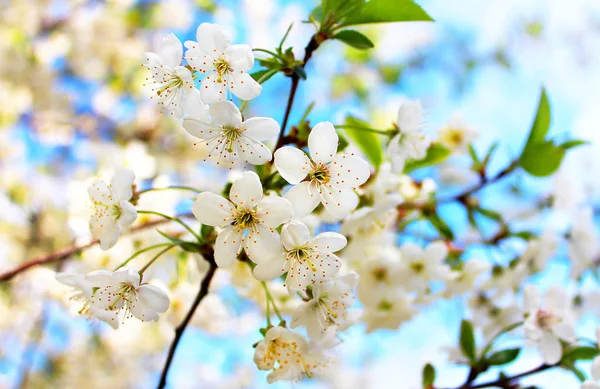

{"left": 250, "top": 69, "right": 277, "bottom": 84}
{"left": 486, "top": 348, "right": 520, "bottom": 366}
{"left": 475, "top": 207, "right": 503, "bottom": 222}
{"left": 340, "top": 0, "right": 434, "bottom": 26}
{"left": 309, "top": 5, "right": 324, "bottom": 23}
{"left": 332, "top": 30, "right": 374, "bottom": 50}
{"left": 403, "top": 143, "right": 451, "bottom": 173}
{"left": 520, "top": 140, "right": 565, "bottom": 177}
{"left": 562, "top": 362, "right": 587, "bottom": 382}
{"left": 343, "top": 116, "right": 383, "bottom": 168}
{"left": 156, "top": 230, "right": 202, "bottom": 253}
{"left": 468, "top": 143, "right": 481, "bottom": 169}
{"left": 523, "top": 88, "right": 551, "bottom": 154}
{"left": 563, "top": 346, "right": 600, "bottom": 361}
{"left": 429, "top": 213, "right": 454, "bottom": 240}
{"left": 459, "top": 320, "right": 476, "bottom": 362}
{"left": 560, "top": 139, "right": 589, "bottom": 150}
{"left": 422, "top": 363, "right": 435, "bottom": 388}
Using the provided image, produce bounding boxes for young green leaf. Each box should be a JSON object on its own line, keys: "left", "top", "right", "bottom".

{"left": 486, "top": 348, "right": 520, "bottom": 366}
{"left": 429, "top": 213, "right": 454, "bottom": 240}
{"left": 339, "top": 0, "right": 434, "bottom": 26}
{"left": 560, "top": 139, "right": 589, "bottom": 150}
{"left": 520, "top": 140, "right": 565, "bottom": 177}
{"left": 422, "top": 363, "right": 436, "bottom": 388}
{"left": 522, "top": 88, "right": 551, "bottom": 154}
{"left": 459, "top": 320, "right": 476, "bottom": 362}
{"left": 332, "top": 30, "right": 374, "bottom": 50}
{"left": 342, "top": 116, "right": 384, "bottom": 168}
{"left": 563, "top": 346, "right": 600, "bottom": 361}
{"left": 403, "top": 143, "right": 451, "bottom": 173}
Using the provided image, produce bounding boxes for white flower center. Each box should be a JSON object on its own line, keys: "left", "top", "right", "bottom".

{"left": 308, "top": 162, "right": 330, "bottom": 185}
{"left": 233, "top": 208, "right": 258, "bottom": 230}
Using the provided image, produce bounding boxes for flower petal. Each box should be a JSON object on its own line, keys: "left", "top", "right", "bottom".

{"left": 310, "top": 232, "right": 347, "bottom": 253}
{"left": 85, "top": 270, "right": 114, "bottom": 287}
{"left": 237, "top": 136, "right": 272, "bottom": 165}
{"left": 113, "top": 268, "right": 140, "bottom": 286}
{"left": 110, "top": 168, "right": 135, "bottom": 201}
{"left": 209, "top": 100, "right": 242, "bottom": 128}
{"left": 308, "top": 122, "right": 338, "bottom": 164}
{"left": 88, "top": 179, "right": 112, "bottom": 204}
{"left": 281, "top": 221, "right": 311, "bottom": 251}
{"left": 192, "top": 192, "right": 235, "bottom": 227}
{"left": 137, "top": 284, "right": 170, "bottom": 313}
{"left": 284, "top": 181, "right": 320, "bottom": 218}
{"left": 425, "top": 241, "right": 448, "bottom": 263}
{"left": 195, "top": 23, "right": 231, "bottom": 55}
{"left": 245, "top": 225, "right": 285, "bottom": 265}
{"left": 274, "top": 146, "right": 311, "bottom": 185}
{"left": 319, "top": 185, "right": 359, "bottom": 219}
{"left": 130, "top": 301, "right": 159, "bottom": 322}
{"left": 214, "top": 226, "right": 243, "bottom": 267}
{"left": 117, "top": 200, "right": 137, "bottom": 227}
{"left": 257, "top": 196, "right": 293, "bottom": 228}
{"left": 90, "top": 214, "right": 120, "bottom": 250}
{"left": 158, "top": 33, "right": 183, "bottom": 69}
{"left": 229, "top": 171, "right": 263, "bottom": 208}
{"left": 592, "top": 356, "right": 600, "bottom": 381}
{"left": 201, "top": 72, "right": 228, "bottom": 104}
{"left": 523, "top": 284, "right": 541, "bottom": 313}
{"left": 229, "top": 71, "right": 261, "bottom": 101}
{"left": 540, "top": 331, "right": 562, "bottom": 364}
{"left": 225, "top": 44, "right": 254, "bottom": 73}
{"left": 328, "top": 155, "right": 370, "bottom": 188}
{"left": 253, "top": 260, "right": 286, "bottom": 281}
{"left": 182, "top": 118, "right": 218, "bottom": 140}
{"left": 242, "top": 117, "right": 280, "bottom": 141}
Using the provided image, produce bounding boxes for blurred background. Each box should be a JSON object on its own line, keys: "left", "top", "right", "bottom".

{"left": 1, "top": 0, "right": 600, "bottom": 388}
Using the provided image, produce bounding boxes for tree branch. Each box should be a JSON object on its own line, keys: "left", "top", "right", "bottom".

{"left": 156, "top": 251, "right": 218, "bottom": 389}
{"left": 0, "top": 212, "right": 193, "bottom": 283}
{"left": 456, "top": 363, "right": 556, "bottom": 389}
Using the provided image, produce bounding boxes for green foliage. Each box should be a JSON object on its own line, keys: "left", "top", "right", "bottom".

{"left": 250, "top": 69, "right": 278, "bottom": 84}
{"left": 157, "top": 230, "right": 203, "bottom": 253}
{"left": 459, "top": 320, "right": 476, "bottom": 362}
{"left": 523, "top": 89, "right": 551, "bottom": 152}
{"left": 332, "top": 30, "right": 374, "bottom": 50}
{"left": 342, "top": 116, "right": 384, "bottom": 168}
{"left": 475, "top": 207, "right": 503, "bottom": 222}
{"left": 563, "top": 346, "right": 600, "bottom": 361}
{"left": 428, "top": 212, "right": 454, "bottom": 240}
{"left": 422, "top": 363, "right": 435, "bottom": 388}
{"left": 339, "top": 0, "right": 434, "bottom": 26}
{"left": 403, "top": 143, "right": 451, "bottom": 173}
{"left": 485, "top": 348, "right": 520, "bottom": 366}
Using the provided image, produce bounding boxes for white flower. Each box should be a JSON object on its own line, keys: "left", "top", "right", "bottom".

{"left": 361, "top": 292, "right": 416, "bottom": 333}
{"left": 55, "top": 271, "right": 115, "bottom": 321}
{"left": 438, "top": 114, "right": 478, "bottom": 152}
{"left": 182, "top": 101, "right": 279, "bottom": 168}
{"left": 274, "top": 122, "right": 370, "bottom": 219}
{"left": 144, "top": 33, "right": 199, "bottom": 118}
{"left": 88, "top": 168, "right": 137, "bottom": 250}
{"left": 253, "top": 220, "right": 345, "bottom": 292}
{"left": 357, "top": 248, "right": 403, "bottom": 305}
{"left": 387, "top": 100, "right": 429, "bottom": 173}
{"left": 522, "top": 229, "right": 558, "bottom": 273}
{"left": 523, "top": 285, "right": 576, "bottom": 364}
{"left": 192, "top": 171, "right": 293, "bottom": 268}
{"left": 398, "top": 241, "right": 453, "bottom": 292}
{"left": 87, "top": 268, "right": 170, "bottom": 329}
{"left": 184, "top": 23, "right": 261, "bottom": 103}
{"left": 568, "top": 207, "right": 600, "bottom": 279}
{"left": 444, "top": 259, "right": 491, "bottom": 296}
{"left": 290, "top": 273, "right": 358, "bottom": 339}
{"left": 584, "top": 327, "right": 600, "bottom": 389}
{"left": 253, "top": 326, "right": 330, "bottom": 383}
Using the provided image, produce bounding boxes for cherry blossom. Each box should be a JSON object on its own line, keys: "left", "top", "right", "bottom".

{"left": 361, "top": 291, "right": 417, "bottom": 333}
{"left": 183, "top": 101, "right": 279, "bottom": 168}
{"left": 523, "top": 285, "right": 576, "bottom": 364}
{"left": 290, "top": 273, "right": 359, "bottom": 339}
{"left": 253, "top": 220, "right": 345, "bottom": 292}
{"left": 274, "top": 122, "right": 370, "bottom": 218}
{"left": 398, "top": 241, "right": 454, "bottom": 292}
{"left": 88, "top": 168, "right": 137, "bottom": 250}
{"left": 192, "top": 171, "right": 293, "bottom": 268}
{"left": 87, "top": 267, "right": 170, "bottom": 329}
{"left": 184, "top": 23, "right": 261, "bottom": 103}
{"left": 387, "top": 100, "right": 429, "bottom": 173}
{"left": 144, "top": 33, "right": 199, "bottom": 118}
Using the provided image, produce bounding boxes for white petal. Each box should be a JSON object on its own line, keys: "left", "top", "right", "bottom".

{"left": 242, "top": 117, "right": 280, "bottom": 141}
{"left": 592, "top": 356, "right": 600, "bottom": 381}
{"left": 310, "top": 232, "right": 347, "bottom": 253}
{"left": 110, "top": 168, "right": 135, "bottom": 201}
{"left": 90, "top": 215, "right": 120, "bottom": 250}
{"left": 85, "top": 270, "right": 114, "bottom": 287}
{"left": 245, "top": 225, "right": 285, "bottom": 265}
{"left": 209, "top": 100, "right": 242, "bottom": 128}
{"left": 225, "top": 44, "right": 254, "bottom": 72}
{"left": 130, "top": 301, "right": 159, "bottom": 322}
{"left": 328, "top": 155, "right": 370, "bottom": 188}
{"left": 182, "top": 117, "right": 218, "bottom": 140}
{"left": 545, "top": 286, "right": 569, "bottom": 313}
{"left": 91, "top": 307, "right": 120, "bottom": 329}
{"left": 181, "top": 88, "right": 209, "bottom": 121}
{"left": 539, "top": 331, "right": 562, "bottom": 364}
{"left": 257, "top": 196, "right": 293, "bottom": 228}
{"left": 320, "top": 185, "right": 359, "bottom": 219}
{"left": 229, "top": 71, "right": 261, "bottom": 101}
{"left": 308, "top": 122, "right": 338, "bottom": 164}
{"left": 201, "top": 72, "right": 228, "bottom": 104}
{"left": 137, "top": 284, "right": 170, "bottom": 313}
{"left": 195, "top": 23, "right": 231, "bottom": 55}
{"left": 284, "top": 181, "right": 321, "bottom": 218}
{"left": 117, "top": 200, "right": 137, "bottom": 227}
{"left": 214, "top": 226, "right": 243, "bottom": 267}
{"left": 88, "top": 179, "right": 113, "bottom": 204}
{"left": 229, "top": 171, "right": 263, "bottom": 208}
{"left": 192, "top": 192, "right": 235, "bottom": 227}
{"left": 274, "top": 146, "right": 311, "bottom": 185}
{"left": 113, "top": 268, "right": 140, "bottom": 286}
{"left": 425, "top": 241, "right": 448, "bottom": 262}
{"left": 253, "top": 259, "right": 286, "bottom": 281}
{"left": 397, "top": 100, "right": 423, "bottom": 133}
{"left": 523, "top": 285, "right": 541, "bottom": 313}
{"left": 582, "top": 381, "right": 600, "bottom": 389}
{"left": 237, "top": 136, "right": 272, "bottom": 165}
{"left": 281, "top": 221, "right": 311, "bottom": 251}
{"left": 158, "top": 33, "right": 183, "bottom": 69}
{"left": 553, "top": 321, "right": 576, "bottom": 343}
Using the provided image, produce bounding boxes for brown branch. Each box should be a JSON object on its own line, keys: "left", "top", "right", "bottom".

{"left": 156, "top": 251, "right": 218, "bottom": 389}
{"left": 454, "top": 363, "right": 556, "bottom": 389}
{"left": 274, "top": 34, "right": 321, "bottom": 151}
{"left": 0, "top": 212, "right": 193, "bottom": 283}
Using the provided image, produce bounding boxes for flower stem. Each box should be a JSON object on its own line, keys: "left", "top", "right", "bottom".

{"left": 114, "top": 243, "right": 173, "bottom": 271}
{"left": 137, "top": 210, "right": 201, "bottom": 241}
{"left": 261, "top": 281, "right": 284, "bottom": 323}
{"left": 138, "top": 244, "right": 177, "bottom": 275}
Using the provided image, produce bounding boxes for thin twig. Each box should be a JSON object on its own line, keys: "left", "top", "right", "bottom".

{"left": 156, "top": 252, "right": 218, "bottom": 389}
{"left": 455, "top": 363, "right": 556, "bottom": 389}
{"left": 0, "top": 213, "right": 193, "bottom": 283}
